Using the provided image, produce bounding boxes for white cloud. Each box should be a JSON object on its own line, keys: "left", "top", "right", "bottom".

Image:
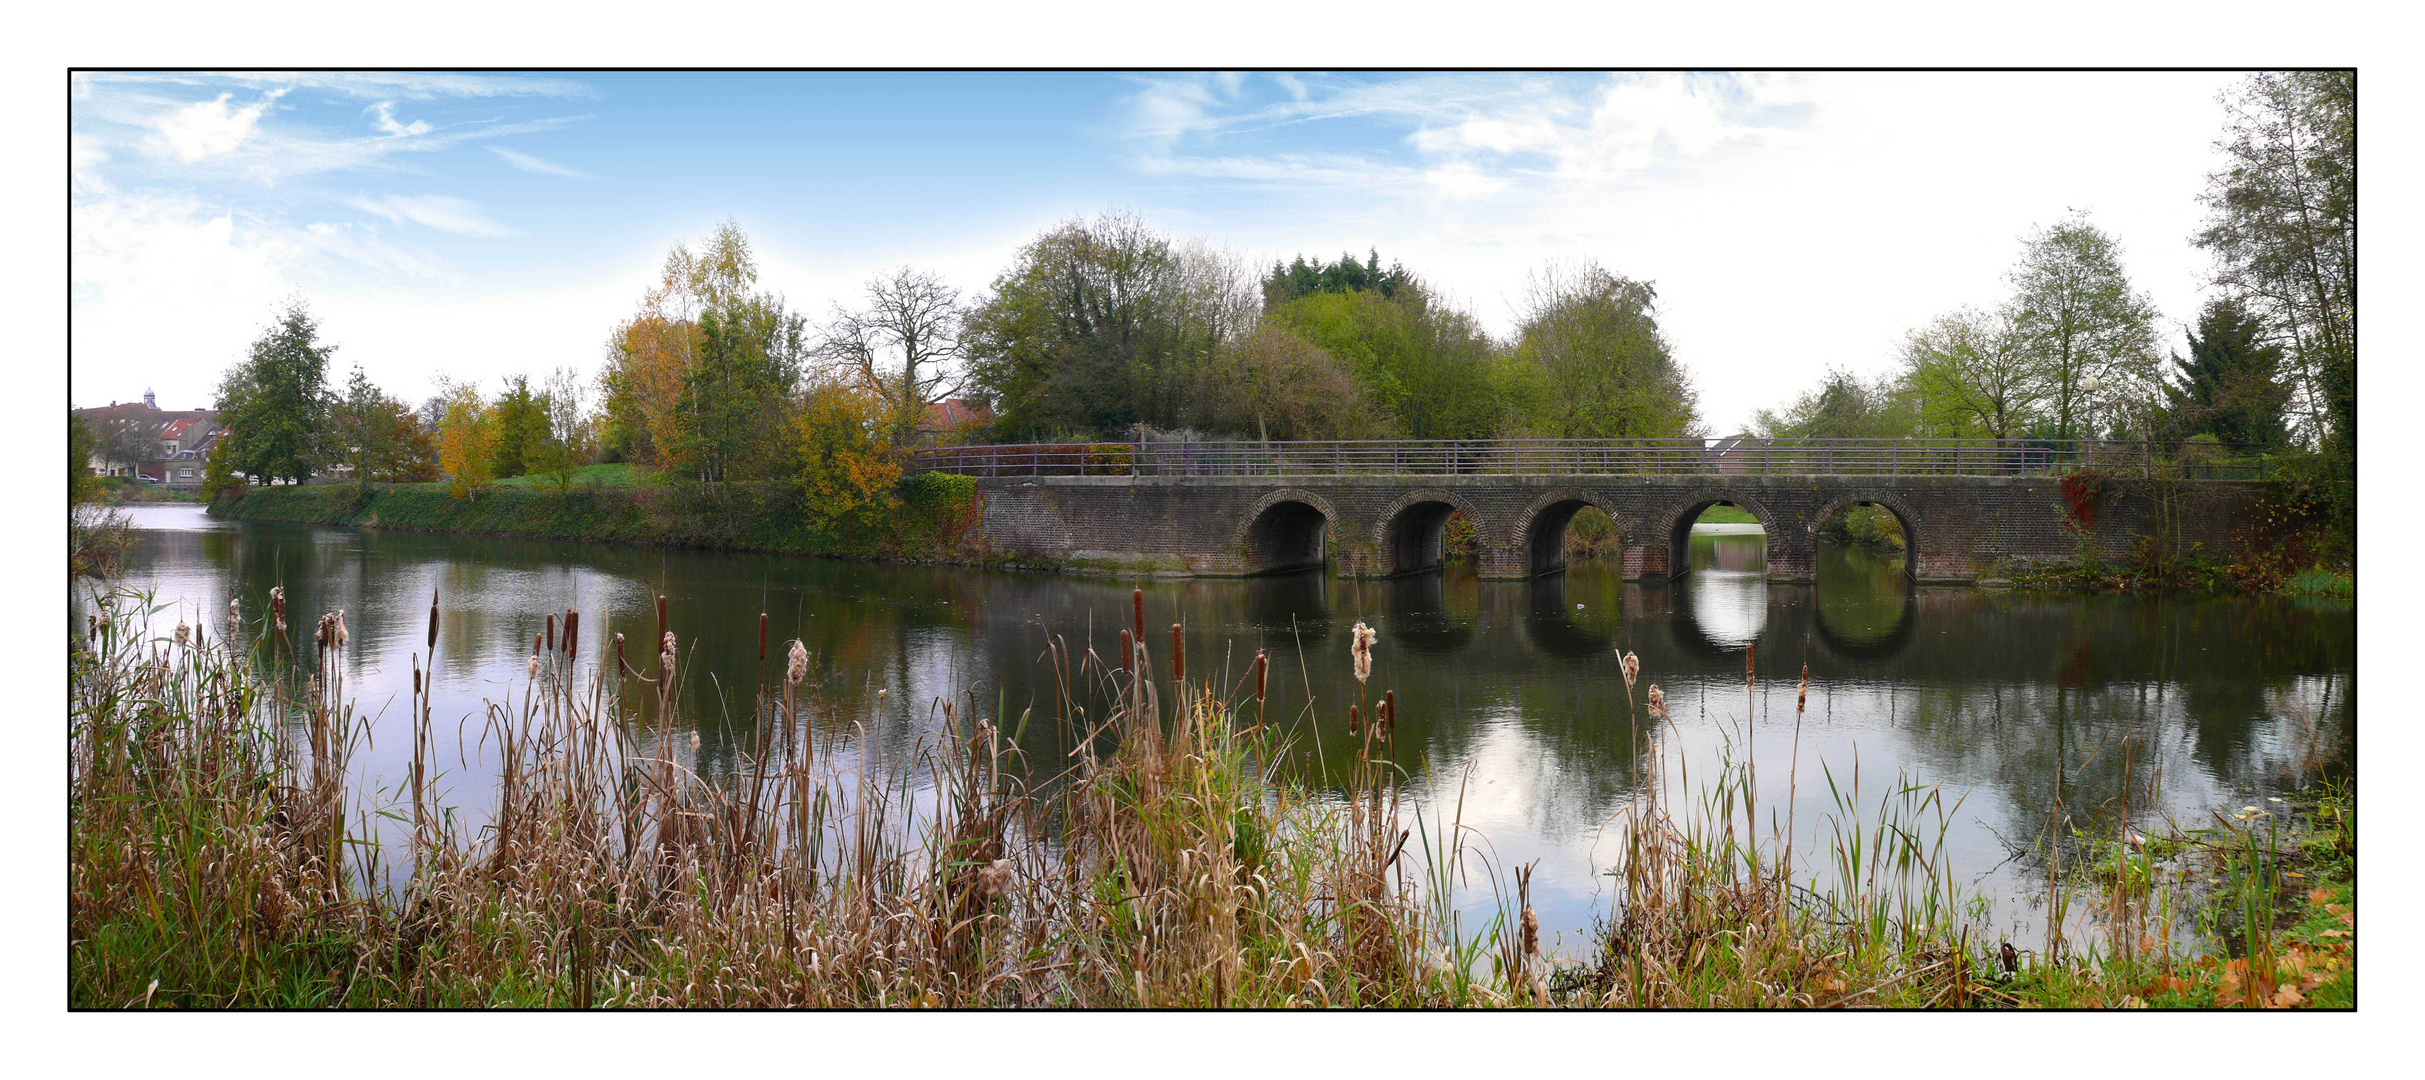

{"left": 489, "top": 146, "right": 591, "bottom": 179}
{"left": 142, "top": 90, "right": 283, "bottom": 162}
{"left": 368, "top": 101, "right": 432, "bottom": 138}
{"left": 343, "top": 194, "right": 519, "bottom": 238}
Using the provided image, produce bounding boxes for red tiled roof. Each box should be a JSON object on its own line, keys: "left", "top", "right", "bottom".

{"left": 919, "top": 399, "right": 990, "bottom": 431}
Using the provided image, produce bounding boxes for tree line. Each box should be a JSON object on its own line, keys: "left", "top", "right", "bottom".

{"left": 1750, "top": 74, "right": 2352, "bottom": 493}
{"left": 181, "top": 73, "right": 2348, "bottom": 550}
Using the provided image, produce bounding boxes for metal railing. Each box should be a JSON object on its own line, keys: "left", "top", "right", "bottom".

{"left": 908, "top": 438, "right": 2277, "bottom": 480}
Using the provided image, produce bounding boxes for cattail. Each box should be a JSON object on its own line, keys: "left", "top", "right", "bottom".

{"left": 1253, "top": 650, "right": 1268, "bottom": 702}
{"left": 427, "top": 589, "right": 439, "bottom": 650}
{"left": 1132, "top": 588, "right": 1144, "bottom": 650}
{"left": 1351, "top": 621, "right": 1377, "bottom": 685}
{"left": 757, "top": 612, "right": 768, "bottom": 661}
{"left": 334, "top": 610, "right": 347, "bottom": 648}
{"left": 412, "top": 655, "right": 422, "bottom": 696}
{"left": 1746, "top": 641, "right": 1755, "bottom": 686}
{"left": 614, "top": 633, "right": 627, "bottom": 670}
{"left": 1348, "top": 705, "right": 1361, "bottom": 737}
{"left": 1620, "top": 650, "right": 1639, "bottom": 693}
{"left": 655, "top": 594, "right": 669, "bottom": 645}
{"left": 1120, "top": 629, "right": 1132, "bottom": 672}
{"left": 975, "top": 858, "right": 1014, "bottom": 907}
{"left": 1380, "top": 689, "right": 1396, "bottom": 736}
{"left": 786, "top": 639, "right": 808, "bottom": 685}
{"left": 1646, "top": 684, "right": 1666, "bottom": 720}
{"left": 174, "top": 619, "right": 190, "bottom": 647}
{"left": 527, "top": 654, "right": 539, "bottom": 679}
{"left": 689, "top": 731, "right": 700, "bottom": 751}
{"left": 564, "top": 609, "right": 579, "bottom": 655}
{"left": 546, "top": 613, "right": 556, "bottom": 652}
{"left": 225, "top": 596, "right": 241, "bottom": 640}
{"left": 270, "top": 586, "right": 287, "bottom": 633}
{"left": 314, "top": 612, "right": 334, "bottom": 651}
{"left": 660, "top": 631, "right": 677, "bottom": 678}
{"left": 1520, "top": 904, "right": 1539, "bottom": 956}
{"left": 1796, "top": 664, "right": 1809, "bottom": 715}
{"left": 1170, "top": 623, "right": 1185, "bottom": 685}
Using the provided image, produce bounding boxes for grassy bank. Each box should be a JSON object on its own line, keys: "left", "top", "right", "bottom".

{"left": 211, "top": 471, "right": 1014, "bottom": 567}
{"left": 69, "top": 586, "right": 2352, "bottom": 1009}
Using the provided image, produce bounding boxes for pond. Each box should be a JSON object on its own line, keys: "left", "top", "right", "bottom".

{"left": 79, "top": 504, "right": 2355, "bottom": 955}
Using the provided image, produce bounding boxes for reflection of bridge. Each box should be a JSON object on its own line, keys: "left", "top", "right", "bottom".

{"left": 919, "top": 439, "right": 2273, "bottom": 584}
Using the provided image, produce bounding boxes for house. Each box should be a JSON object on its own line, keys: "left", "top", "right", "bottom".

{"left": 1709, "top": 434, "right": 1768, "bottom": 474}
{"left": 74, "top": 389, "right": 224, "bottom": 490}
{"left": 913, "top": 398, "right": 991, "bottom": 446}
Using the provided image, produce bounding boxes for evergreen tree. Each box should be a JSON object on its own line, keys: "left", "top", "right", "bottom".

{"left": 2166, "top": 297, "right": 2290, "bottom": 450}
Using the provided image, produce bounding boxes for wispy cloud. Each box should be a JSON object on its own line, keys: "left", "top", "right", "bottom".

{"left": 490, "top": 146, "right": 591, "bottom": 179}
{"left": 78, "top": 70, "right": 595, "bottom": 101}
{"left": 368, "top": 101, "right": 432, "bottom": 138}
{"left": 342, "top": 193, "right": 520, "bottom": 238}
{"left": 141, "top": 89, "right": 286, "bottom": 162}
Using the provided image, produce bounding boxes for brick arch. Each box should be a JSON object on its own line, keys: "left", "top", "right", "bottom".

{"left": 1808, "top": 491, "right": 1921, "bottom": 580}
{"left": 1230, "top": 488, "right": 1340, "bottom": 575}
{"left": 1368, "top": 488, "right": 1488, "bottom": 576}
{"left": 1510, "top": 488, "right": 1634, "bottom": 577}
{"left": 1657, "top": 489, "right": 1785, "bottom": 579}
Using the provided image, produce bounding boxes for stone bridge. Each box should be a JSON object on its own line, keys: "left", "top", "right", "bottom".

{"left": 964, "top": 473, "right": 2268, "bottom": 583}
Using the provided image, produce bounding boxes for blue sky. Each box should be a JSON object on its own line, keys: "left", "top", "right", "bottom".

{"left": 71, "top": 70, "right": 2245, "bottom": 432}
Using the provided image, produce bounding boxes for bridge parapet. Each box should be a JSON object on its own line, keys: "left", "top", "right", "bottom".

{"left": 917, "top": 437, "right": 2276, "bottom": 481}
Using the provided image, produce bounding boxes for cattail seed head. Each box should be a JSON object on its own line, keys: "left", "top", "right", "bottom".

{"left": 1351, "top": 621, "right": 1377, "bottom": 685}
{"left": 527, "top": 654, "right": 539, "bottom": 679}
{"left": 1131, "top": 588, "right": 1144, "bottom": 645}
{"left": 174, "top": 620, "right": 190, "bottom": 647}
{"left": 1119, "top": 629, "right": 1132, "bottom": 672}
{"left": 427, "top": 589, "right": 440, "bottom": 650}
{"left": 226, "top": 597, "right": 241, "bottom": 640}
{"left": 334, "top": 610, "right": 347, "bottom": 648}
{"left": 660, "top": 631, "right": 677, "bottom": 677}
{"left": 1797, "top": 664, "right": 1809, "bottom": 715}
{"left": 613, "top": 632, "right": 627, "bottom": 667}
{"left": 1521, "top": 905, "right": 1539, "bottom": 956}
{"left": 1253, "top": 651, "right": 1268, "bottom": 702}
{"left": 655, "top": 594, "right": 669, "bottom": 643}
{"left": 1348, "top": 705, "right": 1361, "bottom": 737}
{"left": 1646, "top": 684, "right": 1666, "bottom": 720}
{"left": 1170, "top": 623, "right": 1185, "bottom": 685}
{"left": 1621, "top": 650, "right": 1639, "bottom": 692}
{"left": 1380, "top": 689, "right": 1396, "bottom": 736}
{"left": 757, "top": 613, "right": 768, "bottom": 661}
{"left": 271, "top": 586, "right": 287, "bottom": 633}
{"left": 786, "top": 639, "right": 808, "bottom": 686}
{"left": 562, "top": 610, "right": 578, "bottom": 655}
{"left": 975, "top": 858, "right": 1014, "bottom": 907}
{"left": 545, "top": 613, "right": 556, "bottom": 652}
{"left": 689, "top": 731, "right": 701, "bottom": 751}
{"left": 533, "top": 632, "right": 543, "bottom": 657}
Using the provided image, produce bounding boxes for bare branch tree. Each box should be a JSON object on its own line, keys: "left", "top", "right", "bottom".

{"left": 816, "top": 267, "right": 967, "bottom": 440}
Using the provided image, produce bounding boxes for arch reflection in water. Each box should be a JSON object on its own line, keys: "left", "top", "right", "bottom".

{"left": 1812, "top": 545, "right": 1920, "bottom": 661}
{"left": 1680, "top": 524, "right": 1769, "bottom": 650}
{"left": 1374, "top": 570, "right": 1475, "bottom": 654}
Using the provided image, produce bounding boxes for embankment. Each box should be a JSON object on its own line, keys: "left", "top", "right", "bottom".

{"left": 210, "top": 475, "right": 1022, "bottom": 567}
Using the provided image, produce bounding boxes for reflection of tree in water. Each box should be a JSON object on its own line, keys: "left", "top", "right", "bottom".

{"left": 1811, "top": 546, "right": 1917, "bottom": 661}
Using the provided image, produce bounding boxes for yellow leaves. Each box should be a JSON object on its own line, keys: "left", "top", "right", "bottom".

{"left": 796, "top": 380, "right": 903, "bottom": 528}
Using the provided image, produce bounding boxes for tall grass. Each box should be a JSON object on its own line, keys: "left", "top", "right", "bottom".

{"left": 68, "top": 586, "right": 2348, "bottom": 1008}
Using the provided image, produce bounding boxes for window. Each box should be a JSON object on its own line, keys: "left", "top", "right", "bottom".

{"left": 180, "top": 468, "right": 196, "bottom": 479}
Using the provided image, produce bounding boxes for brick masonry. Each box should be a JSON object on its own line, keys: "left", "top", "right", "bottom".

{"left": 971, "top": 473, "right": 2273, "bottom": 583}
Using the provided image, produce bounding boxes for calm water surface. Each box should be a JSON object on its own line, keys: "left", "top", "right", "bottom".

{"left": 84, "top": 505, "right": 2355, "bottom": 952}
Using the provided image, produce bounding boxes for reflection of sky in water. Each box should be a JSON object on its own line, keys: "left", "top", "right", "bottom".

{"left": 1686, "top": 525, "right": 1768, "bottom": 647}
{"left": 84, "top": 506, "right": 2355, "bottom": 953}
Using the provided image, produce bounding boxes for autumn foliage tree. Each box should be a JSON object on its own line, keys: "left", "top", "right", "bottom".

{"left": 794, "top": 377, "right": 902, "bottom": 529}
{"left": 435, "top": 379, "right": 496, "bottom": 500}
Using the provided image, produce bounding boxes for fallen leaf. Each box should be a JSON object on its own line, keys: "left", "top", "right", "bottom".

{"left": 2309, "top": 887, "right": 2335, "bottom": 904}
{"left": 2320, "top": 929, "right": 2347, "bottom": 939}
{"left": 2119, "top": 995, "right": 2148, "bottom": 1009}
{"left": 2273, "top": 984, "right": 2305, "bottom": 1008}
